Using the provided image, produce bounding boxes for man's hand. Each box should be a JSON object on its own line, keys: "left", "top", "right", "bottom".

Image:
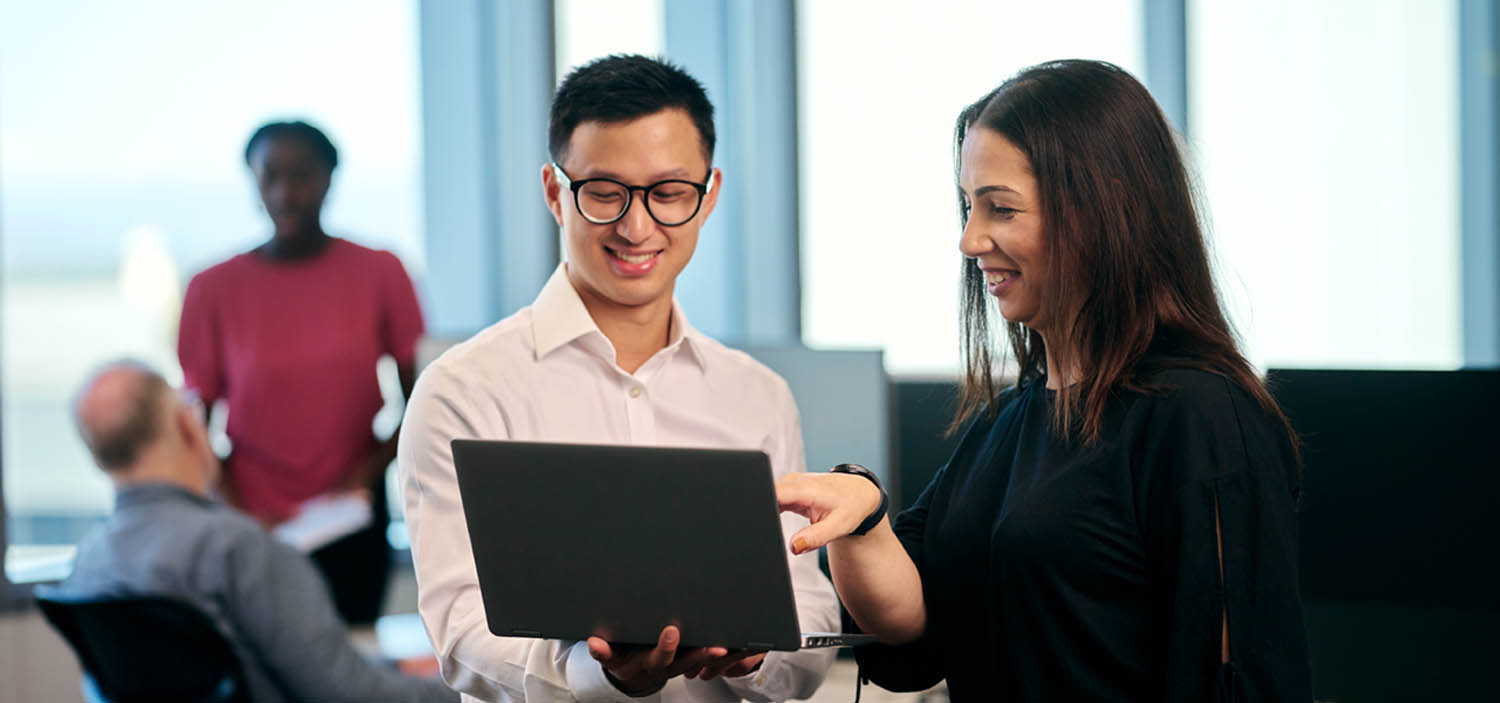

{"left": 587, "top": 626, "right": 764, "bottom": 695}
{"left": 686, "top": 651, "right": 766, "bottom": 681}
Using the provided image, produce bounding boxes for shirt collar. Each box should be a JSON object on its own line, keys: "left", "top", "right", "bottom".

{"left": 666, "top": 298, "right": 709, "bottom": 373}
{"left": 530, "top": 262, "right": 709, "bottom": 373}
{"left": 114, "top": 481, "right": 214, "bottom": 511}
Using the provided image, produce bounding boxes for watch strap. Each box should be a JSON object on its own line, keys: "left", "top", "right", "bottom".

{"left": 830, "top": 463, "right": 888, "bottom": 537}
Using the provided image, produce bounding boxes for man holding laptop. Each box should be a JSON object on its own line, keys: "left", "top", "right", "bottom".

{"left": 397, "top": 55, "right": 839, "bottom": 701}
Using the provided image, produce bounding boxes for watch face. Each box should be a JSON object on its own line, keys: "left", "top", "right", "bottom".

{"left": 834, "top": 463, "right": 880, "bottom": 488}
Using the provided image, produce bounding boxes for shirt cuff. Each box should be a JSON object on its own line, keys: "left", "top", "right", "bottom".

{"left": 720, "top": 651, "right": 784, "bottom": 699}
{"left": 564, "top": 640, "right": 663, "bottom": 703}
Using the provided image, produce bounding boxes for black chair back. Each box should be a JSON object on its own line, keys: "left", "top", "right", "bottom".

{"left": 36, "top": 594, "right": 251, "bottom": 703}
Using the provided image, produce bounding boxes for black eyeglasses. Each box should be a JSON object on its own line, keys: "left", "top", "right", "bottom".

{"left": 551, "top": 163, "right": 713, "bottom": 227}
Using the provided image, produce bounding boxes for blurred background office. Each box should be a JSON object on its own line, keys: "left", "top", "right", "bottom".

{"left": 2, "top": 1, "right": 1496, "bottom": 701}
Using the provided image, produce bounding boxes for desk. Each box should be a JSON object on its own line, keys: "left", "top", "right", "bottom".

{"left": 348, "top": 612, "right": 441, "bottom": 677}
{"left": 4, "top": 544, "right": 77, "bottom": 584}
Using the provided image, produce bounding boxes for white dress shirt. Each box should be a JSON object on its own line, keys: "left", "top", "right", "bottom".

{"left": 398, "top": 264, "right": 839, "bottom": 703}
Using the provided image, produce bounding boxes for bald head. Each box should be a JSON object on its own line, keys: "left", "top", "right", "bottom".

{"left": 74, "top": 360, "right": 173, "bottom": 473}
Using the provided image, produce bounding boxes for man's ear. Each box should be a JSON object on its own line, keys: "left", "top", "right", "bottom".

{"left": 175, "top": 402, "right": 221, "bottom": 490}
{"left": 541, "top": 163, "right": 566, "bottom": 226}
{"left": 176, "top": 404, "right": 208, "bottom": 454}
{"left": 698, "top": 167, "right": 724, "bottom": 221}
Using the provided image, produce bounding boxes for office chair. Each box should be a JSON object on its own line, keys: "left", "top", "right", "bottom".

{"left": 36, "top": 594, "right": 251, "bottom": 703}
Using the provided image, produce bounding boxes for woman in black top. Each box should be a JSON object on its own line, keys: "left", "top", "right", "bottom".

{"left": 777, "top": 60, "right": 1311, "bottom": 701}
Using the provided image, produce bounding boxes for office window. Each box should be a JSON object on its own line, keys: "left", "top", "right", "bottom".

{"left": 1189, "top": 0, "right": 1461, "bottom": 369}
{"left": 555, "top": 0, "right": 664, "bottom": 79}
{"left": 797, "top": 0, "right": 1146, "bottom": 374}
{"left": 1, "top": 0, "right": 423, "bottom": 562}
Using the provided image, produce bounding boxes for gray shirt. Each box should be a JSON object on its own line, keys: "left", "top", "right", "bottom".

{"left": 42, "top": 482, "right": 456, "bottom": 703}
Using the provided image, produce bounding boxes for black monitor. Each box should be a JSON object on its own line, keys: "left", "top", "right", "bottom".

{"left": 1266, "top": 368, "right": 1500, "bottom": 612}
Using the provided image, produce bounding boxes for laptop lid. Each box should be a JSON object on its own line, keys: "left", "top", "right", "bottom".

{"left": 450, "top": 439, "right": 806, "bottom": 651}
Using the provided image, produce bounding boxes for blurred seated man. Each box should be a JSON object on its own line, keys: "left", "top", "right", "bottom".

{"left": 40, "top": 360, "right": 457, "bottom": 703}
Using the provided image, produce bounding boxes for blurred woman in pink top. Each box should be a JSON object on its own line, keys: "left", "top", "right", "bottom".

{"left": 178, "top": 120, "right": 424, "bottom": 624}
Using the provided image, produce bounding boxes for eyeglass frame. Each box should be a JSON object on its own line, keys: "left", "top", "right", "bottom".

{"left": 550, "top": 162, "right": 715, "bottom": 227}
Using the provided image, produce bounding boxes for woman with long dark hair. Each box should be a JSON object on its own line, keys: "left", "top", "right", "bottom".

{"left": 178, "top": 120, "right": 424, "bottom": 625}
{"left": 777, "top": 60, "right": 1311, "bottom": 700}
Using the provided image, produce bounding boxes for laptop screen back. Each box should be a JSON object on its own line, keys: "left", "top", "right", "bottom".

{"left": 450, "top": 439, "right": 805, "bottom": 650}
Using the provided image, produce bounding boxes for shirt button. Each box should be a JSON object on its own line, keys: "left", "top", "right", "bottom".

{"left": 628, "top": 386, "right": 643, "bottom": 398}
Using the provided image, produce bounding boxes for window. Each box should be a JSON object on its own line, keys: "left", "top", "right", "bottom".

{"left": 1189, "top": 0, "right": 1461, "bottom": 369}
{"left": 1, "top": 0, "right": 424, "bottom": 567}
{"left": 797, "top": 0, "right": 1146, "bottom": 374}
{"left": 555, "top": 0, "right": 664, "bottom": 79}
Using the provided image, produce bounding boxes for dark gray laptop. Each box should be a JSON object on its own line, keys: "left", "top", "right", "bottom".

{"left": 450, "top": 439, "right": 875, "bottom": 651}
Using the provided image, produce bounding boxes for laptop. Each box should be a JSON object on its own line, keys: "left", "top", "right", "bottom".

{"left": 450, "top": 439, "right": 876, "bottom": 651}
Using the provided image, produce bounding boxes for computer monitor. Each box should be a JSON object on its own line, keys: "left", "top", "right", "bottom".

{"left": 1266, "top": 368, "right": 1499, "bottom": 612}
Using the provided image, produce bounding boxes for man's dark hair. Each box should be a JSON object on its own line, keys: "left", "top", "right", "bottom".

{"left": 244, "top": 119, "right": 339, "bottom": 171}
{"left": 549, "top": 54, "right": 716, "bottom": 165}
{"left": 75, "top": 361, "right": 172, "bottom": 472}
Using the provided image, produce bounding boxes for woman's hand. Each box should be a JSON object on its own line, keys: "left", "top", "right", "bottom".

{"left": 336, "top": 435, "right": 406, "bottom": 500}
{"left": 775, "top": 472, "right": 883, "bottom": 555}
{"left": 777, "top": 471, "right": 928, "bottom": 644}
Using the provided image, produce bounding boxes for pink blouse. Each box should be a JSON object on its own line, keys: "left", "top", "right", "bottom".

{"left": 178, "top": 237, "right": 424, "bottom": 522}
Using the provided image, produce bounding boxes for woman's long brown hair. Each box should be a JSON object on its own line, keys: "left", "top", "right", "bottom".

{"left": 950, "top": 60, "right": 1300, "bottom": 472}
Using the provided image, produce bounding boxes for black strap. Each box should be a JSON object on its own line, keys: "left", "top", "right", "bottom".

{"left": 831, "top": 463, "right": 888, "bottom": 536}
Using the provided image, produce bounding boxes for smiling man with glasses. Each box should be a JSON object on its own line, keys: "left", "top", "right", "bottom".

{"left": 398, "top": 55, "right": 839, "bottom": 702}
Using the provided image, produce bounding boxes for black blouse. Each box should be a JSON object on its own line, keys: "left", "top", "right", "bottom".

{"left": 854, "top": 367, "right": 1311, "bottom": 701}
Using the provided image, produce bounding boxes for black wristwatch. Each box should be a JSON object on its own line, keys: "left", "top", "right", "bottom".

{"left": 830, "top": 463, "right": 888, "bottom": 536}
